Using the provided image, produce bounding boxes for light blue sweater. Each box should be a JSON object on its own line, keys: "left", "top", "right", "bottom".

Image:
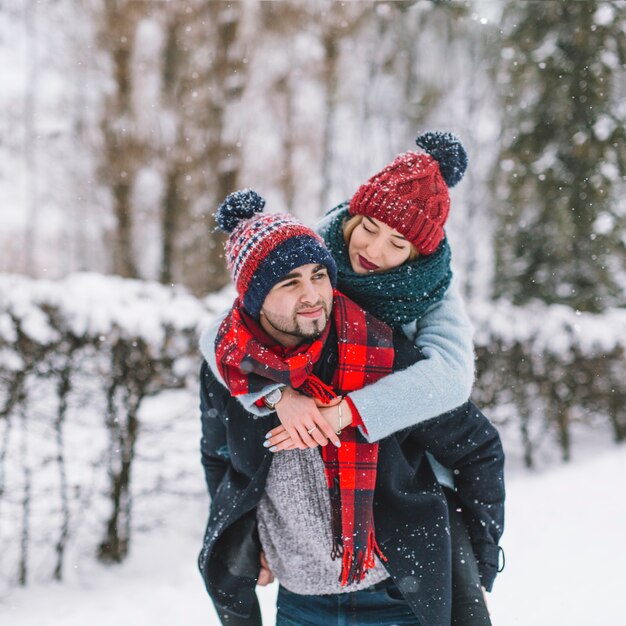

{"left": 351, "top": 277, "right": 474, "bottom": 437}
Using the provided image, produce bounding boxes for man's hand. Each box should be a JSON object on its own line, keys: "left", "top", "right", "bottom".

{"left": 257, "top": 551, "right": 274, "bottom": 586}
{"left": 264, "top": 387, "right": 342, "bottom": 451}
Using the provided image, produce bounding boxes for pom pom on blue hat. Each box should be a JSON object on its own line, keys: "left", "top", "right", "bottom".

{"left": 215, "top": 188, "right": 266, "bottom": 233}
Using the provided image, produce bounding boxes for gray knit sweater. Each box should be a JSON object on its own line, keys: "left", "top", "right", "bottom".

{"left": 256, "top": 448, "right": 390, "bottom": 595}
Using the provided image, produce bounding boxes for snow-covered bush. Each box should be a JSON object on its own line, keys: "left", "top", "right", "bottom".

{"left": 470, "top": 300, "right": 626, "bottom": 467}
{"left": 0, "top": 273, "right": 219, "bottom": 588}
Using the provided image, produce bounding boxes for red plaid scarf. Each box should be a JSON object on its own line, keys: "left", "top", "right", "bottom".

{"left": 215, "top": 290, "right": 395, "bottom": 586}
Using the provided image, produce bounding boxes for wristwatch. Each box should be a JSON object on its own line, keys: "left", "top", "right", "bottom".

{"left": 263, "top": 387, "right": 284, "bottom": 411}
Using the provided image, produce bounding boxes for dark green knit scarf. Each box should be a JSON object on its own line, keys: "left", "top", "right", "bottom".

{"left": 322, "top": 203, "right": 452, "bottom": 327}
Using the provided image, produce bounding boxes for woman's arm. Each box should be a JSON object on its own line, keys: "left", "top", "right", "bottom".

{"left": 347, "top": 277, "right": 475, "bottom": 442}
{"left": 201, "top": 250, "right": 474, "bottom": 446}
{"left": 257, "top": 278, "right": 476, "bottom": 451}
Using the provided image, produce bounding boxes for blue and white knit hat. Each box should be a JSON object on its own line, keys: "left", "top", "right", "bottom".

{"left": 215, "top": 189, "right": 337, "bottom": 318}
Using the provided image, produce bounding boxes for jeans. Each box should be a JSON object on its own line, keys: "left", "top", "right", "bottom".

{"left": 276, "top": 578, "right": 421, "bottom": 626}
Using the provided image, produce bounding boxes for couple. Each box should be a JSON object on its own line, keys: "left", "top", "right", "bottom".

{"left": 198, "top": 132, "right": 505, "bottom": 626}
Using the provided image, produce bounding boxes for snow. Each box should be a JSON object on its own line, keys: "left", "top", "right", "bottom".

{"left": 2, "top": 444, "right": 625, "bottom": 626}
{"left": 470, "top": 299, "right": 626, "bottom": 358}
{"left": 489, "top": 447, "right": 626, "bottom": 625}
{"left": 593, "top": 114, "right": 616, "bottom": 141}
{"left": 0, "top": 272, "right": 213, "bottom": 346}
{"left": 593, "top": 4, "right": 615, "bottom": 27}
{"left": 0, "top": 496, "right": 278, "bottom": 626}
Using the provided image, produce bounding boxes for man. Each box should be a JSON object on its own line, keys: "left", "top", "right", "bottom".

{"left": 198, "top": 190, "right": 504, "bottom": 626}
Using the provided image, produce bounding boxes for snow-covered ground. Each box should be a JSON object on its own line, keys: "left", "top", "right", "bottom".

{"left": 2, "top": 445, "right": 625, "bottom": 626}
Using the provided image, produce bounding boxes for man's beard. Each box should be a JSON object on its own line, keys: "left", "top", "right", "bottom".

{"left": 261, "top": 301, "right": 330, "bottom": 341}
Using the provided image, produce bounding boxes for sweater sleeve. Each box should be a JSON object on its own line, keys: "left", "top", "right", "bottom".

{"left": 346, "top": 277, "right": 476, "bottom": 442}
{"left": 199, "top": 311, "right": 281, "bottom": 417}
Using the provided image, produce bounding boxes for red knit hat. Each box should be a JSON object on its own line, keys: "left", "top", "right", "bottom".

{"left": 349, "top": 131, "right": 468, "bottom": 255}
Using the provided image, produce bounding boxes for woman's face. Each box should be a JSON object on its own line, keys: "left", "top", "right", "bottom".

{"left": 348, "top": 216, "right": 413, "bottom": 274}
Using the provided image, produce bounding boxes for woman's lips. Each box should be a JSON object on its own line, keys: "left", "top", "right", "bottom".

{"left": 358, "top": 254, "right": 379, "bottom": 271}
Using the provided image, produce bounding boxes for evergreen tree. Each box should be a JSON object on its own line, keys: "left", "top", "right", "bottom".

{"left": 495, "top": 0, "right": 626, "bottom": 312}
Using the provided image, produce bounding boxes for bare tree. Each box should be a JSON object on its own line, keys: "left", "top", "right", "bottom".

{"left": 18, "top": 405, "right": 31, "bottom": 585}
{"left": 157, "top": 1, "right": 248, "bottom": 294}
{"left": 96, "top": 0, "right": 152, "bottom": 279}
{"left": 21, "top": 0, "right": 40, "bottom": 275}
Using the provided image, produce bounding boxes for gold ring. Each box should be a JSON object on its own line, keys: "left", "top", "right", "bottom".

{"left": 307, "top": 427, "right": 317, "bottom": 434}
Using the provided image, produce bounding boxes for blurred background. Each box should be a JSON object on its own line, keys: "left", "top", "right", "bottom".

{"left": 1, "top": 1, "right": 625, "bottom": 624}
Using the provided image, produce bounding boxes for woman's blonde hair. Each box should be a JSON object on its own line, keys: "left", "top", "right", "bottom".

{"left": 342, "top": 214, "right": 419, "bottom": 261}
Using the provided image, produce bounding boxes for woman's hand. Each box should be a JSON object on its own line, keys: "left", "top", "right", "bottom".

{"left": 319, "top": 399, "right": 353, "bottom": 434}
{"left": 264, "top": 392, "right": 350, "bottom": 452}
{"left": 257, "top": 551, "right": 274, "bottom": 586}
{"left": 264, "top": 388, "right": 342, "bottom": 451}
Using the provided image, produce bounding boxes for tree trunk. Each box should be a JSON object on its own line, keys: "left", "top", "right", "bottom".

{"left": 158, "top": 1, "right": 243, "bottom": 294}
{"left": 112, "top": 180, "right": 139, "bottom": 278}
{"left": 159, "top": 170, "right": 179, "bottom": 285}
{"left": 19, "top": 407, "right": 31, "bottom": 585}
{"left": 98, "top": 0, "right": 150, "bottom": 279}
{"left": 22, "top": 0, "right": 39, "bottom": 276}
{"left": 98, "top": 380, "right": 140, "bottom": 563}
{"left": 320, "top": 34, "right": 339, "bottom": 215}
{"left": 53, "top": 364, "right": 72, "bottom": 580}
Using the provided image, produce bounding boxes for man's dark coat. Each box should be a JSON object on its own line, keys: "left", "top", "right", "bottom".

{"left": 198, "top": 324, "right": 504, "bottom": 626}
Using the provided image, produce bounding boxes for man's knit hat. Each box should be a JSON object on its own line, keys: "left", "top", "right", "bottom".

{"left": 349, "top": 131, "right": 468, "bottom": 255}
{"left": 215, "top": 189, "right": 337, "bottom": 319}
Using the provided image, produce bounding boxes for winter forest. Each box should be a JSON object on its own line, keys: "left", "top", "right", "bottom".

{"left": 1, "top": 1, "right": 625, "bottom": 625}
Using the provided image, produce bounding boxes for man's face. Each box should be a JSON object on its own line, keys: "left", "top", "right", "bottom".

{"left": 259, "top": 263, "right": 333, "bottom": 347}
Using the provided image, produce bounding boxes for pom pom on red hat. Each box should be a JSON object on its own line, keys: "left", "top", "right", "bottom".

{"left": 415, "top": 131, "right": 468, "bottom": 188}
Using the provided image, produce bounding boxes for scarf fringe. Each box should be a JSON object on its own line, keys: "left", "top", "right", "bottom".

{"left": 300, "top": 375, "right": 337, "bottom": 403}
{"left": 338, "top": 529, "right": 387, "bottom": 587}
{"left": 330, "top": 537, "right": 343, "bottom": 561}
{"left": 329, "top": 476, "right": 343, "bottom": 560}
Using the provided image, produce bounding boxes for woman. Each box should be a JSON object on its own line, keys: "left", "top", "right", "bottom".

{"left": 202, "top": 131, "right": 497, "bottom": 625}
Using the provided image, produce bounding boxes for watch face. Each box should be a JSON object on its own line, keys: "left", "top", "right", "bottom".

{"left": 266, "top": 388, "right": 281, "bottom": 405}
